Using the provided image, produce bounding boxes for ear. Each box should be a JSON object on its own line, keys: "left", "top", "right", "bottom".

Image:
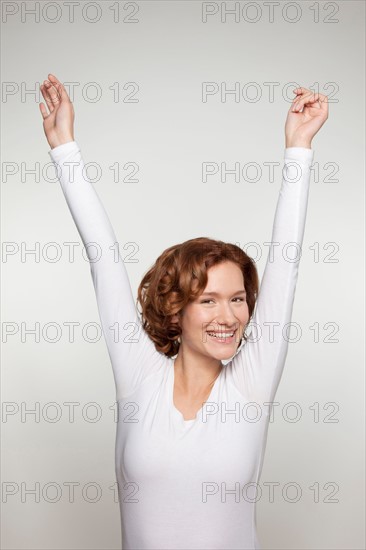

{"left": 171, "top": 314, "right": 180, "bottom": 324}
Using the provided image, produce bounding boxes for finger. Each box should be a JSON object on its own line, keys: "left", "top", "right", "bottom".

{"left": 316, "top": 93, "right": 329, "bottom": 114}
{"left": 47, "top": 74, "right": 70, "bottom": 103}
{"left": 292, "top": 87, "right": 311, "bottom": 108}
{"left": 43, "top": 79, "right": 62, "bottom": 109}
{"left": 293, "top": 91, "right": 321, "bottom": 111}
{"left": 292, "top": 88, "right": 303, "bottom": 102}
{"left": 39, "top": 102, "right": 48, "bottom": 120}
{"left": 41, "top": 81, "right": 54, "bottom": 113}
{"left": 292, "top": 86, "right": 311, "bottom": 99}
{"left": 292, "top": 91, "right": 312, "bottom": 111}
{"left": 41, "top": 81, "right": 55, "bottom": 113}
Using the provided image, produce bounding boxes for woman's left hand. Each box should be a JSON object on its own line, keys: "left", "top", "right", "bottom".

{"left": 285, "top": 87, "right": 329, "bottom": 148}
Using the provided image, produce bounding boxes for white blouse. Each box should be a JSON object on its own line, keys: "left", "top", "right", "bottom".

{"left": 49, "top": 141, "right": 314, "bottom": 550}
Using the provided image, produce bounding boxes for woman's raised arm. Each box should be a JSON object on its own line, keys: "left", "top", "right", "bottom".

{"left": 40, "top": 74, "right": 167, "bottom": 401}
{"left": 229, "top": 87, "right": 329, "bottom": 407}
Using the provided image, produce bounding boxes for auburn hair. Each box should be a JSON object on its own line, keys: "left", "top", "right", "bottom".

{"left": 136, "top": 237, "right": 259, "bottom": 358}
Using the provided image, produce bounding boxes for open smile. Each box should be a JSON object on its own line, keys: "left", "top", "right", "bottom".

{"left": 206, "top": 329, "right": 237, "bottom": 344}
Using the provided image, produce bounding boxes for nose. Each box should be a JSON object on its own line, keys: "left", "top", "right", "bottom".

{"left": 209, "top": 302, "right": 239, "bottom": 330}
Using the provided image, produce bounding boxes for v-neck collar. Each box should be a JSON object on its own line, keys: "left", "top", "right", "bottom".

{"left": 169, "top": 359, "right": 222, "bottom": 426}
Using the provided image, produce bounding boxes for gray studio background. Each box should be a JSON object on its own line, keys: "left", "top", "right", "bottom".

{"left": 2, "top": 1, "right": 365, "bottom": 549}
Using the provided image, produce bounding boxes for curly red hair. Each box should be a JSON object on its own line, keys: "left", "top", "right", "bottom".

{"left": 136, "top": 237, "right": 259, "bottom": 358}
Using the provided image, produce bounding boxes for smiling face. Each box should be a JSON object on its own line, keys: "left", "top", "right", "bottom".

{"left": 177, "top": 261, "right": 249, "bottom": 362}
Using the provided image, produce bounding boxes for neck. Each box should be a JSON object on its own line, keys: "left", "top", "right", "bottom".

{"left": 173, "top": 348, "right": 223, "bottom": 394}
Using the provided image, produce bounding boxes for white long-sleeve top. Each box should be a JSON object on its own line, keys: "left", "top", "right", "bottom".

{"left": 49, "top": 141, "right": 314, "bottom": 550}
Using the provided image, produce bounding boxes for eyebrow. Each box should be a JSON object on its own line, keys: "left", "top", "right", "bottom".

{"left": 201, "top": 290, "right": 246, "bottom": 296}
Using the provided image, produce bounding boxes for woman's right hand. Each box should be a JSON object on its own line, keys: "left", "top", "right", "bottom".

{"left": 39, "top": 74, "right": 75, "bottom": 150}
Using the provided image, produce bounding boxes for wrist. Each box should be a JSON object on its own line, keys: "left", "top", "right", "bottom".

{"left": 49, "top": 135, "right": 75, "bottom": 150}
{"left": 286, "top": 137, "right": 312, "bottom": 149}
{"left": 285, "top": 133, "right": 312, "bottom": 149}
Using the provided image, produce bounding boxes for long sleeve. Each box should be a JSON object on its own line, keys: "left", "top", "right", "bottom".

{"left": 229, "top": 146, "right": 314, "bottom": 407}
{"left": 48, "top": 141, "right": 166, "bottom": 401}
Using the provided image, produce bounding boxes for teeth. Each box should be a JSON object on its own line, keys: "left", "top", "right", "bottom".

{"left": 207, "top": 332, "right": 234, "bottom": 338}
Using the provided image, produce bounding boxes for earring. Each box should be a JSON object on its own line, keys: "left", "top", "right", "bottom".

{"left": 177, "top": 336, "right": 181, "bottom": 343}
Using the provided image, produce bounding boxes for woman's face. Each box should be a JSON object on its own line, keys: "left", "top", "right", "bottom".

{"left": 179, "top": 261, "right": 249, "bottom": 361}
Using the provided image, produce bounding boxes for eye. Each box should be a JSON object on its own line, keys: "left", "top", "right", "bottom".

{"left": 200, "top": 297, "right": 246, "bottom": 304}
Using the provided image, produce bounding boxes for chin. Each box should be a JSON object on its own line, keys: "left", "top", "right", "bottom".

{"left": 207, "top": 347, "right": 237, "bottom": 362}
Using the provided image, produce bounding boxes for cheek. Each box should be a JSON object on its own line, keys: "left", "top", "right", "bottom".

{"left": 181, "top": 310, "right": 204, "bottom": 332}
{"left": 240, "top": 304, "right": 250, "bottom": 323}
{"left": 181, "top": 309, "right": 213, "bottom": 341}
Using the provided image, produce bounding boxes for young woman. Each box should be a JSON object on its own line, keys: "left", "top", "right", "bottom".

{"left": 39, "top": 75, "right": 328, "bottom": 550}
